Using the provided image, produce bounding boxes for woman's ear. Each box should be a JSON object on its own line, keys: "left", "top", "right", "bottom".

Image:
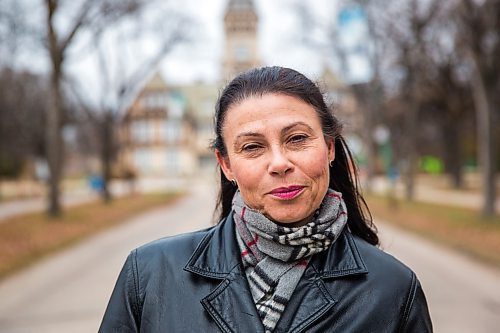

{"left": 327, "top": 137, "right": 335, "bottom": 162}
{"left": 215, "top": 150, "right": 234, "bottom": 180}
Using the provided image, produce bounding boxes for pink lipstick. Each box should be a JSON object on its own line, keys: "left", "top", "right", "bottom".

{"left": 269, "top": 186, "right": 304, "bottom": 200}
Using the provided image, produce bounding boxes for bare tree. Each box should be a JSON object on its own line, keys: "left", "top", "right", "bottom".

{"left": 354, "top": 0, "right": 498, "bottom": 215}
{"left": 384, "top": 1, "right": 444, "bottom": 200}
{"left": 287, "top": 1, "right": 386, "bottom": 191}
{"left": 455, "top": 0, "right": 499, "bottom": 216}
{"left": 0, "top": 69, "right": 48, "bottom": 179}
{"left": 332, "top": 0, "right": 434, "bottom": 199}
{"left": 40, "top": 0, "right": 176, "bottom": 216}
{"left": 67, "top": 7, "right": 191, "bottom": 203}
{"left": 335, "top": 0, "right": 497, "bottom": 216}
{"left": 419, "top": 58, "right": 473, "bottom": 189}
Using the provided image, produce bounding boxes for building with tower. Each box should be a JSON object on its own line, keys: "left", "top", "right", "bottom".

{"left": 115, "top": 0, "right": 363, "bottom": 182}
{"left": 222, "top": 0, "right": 260, "bottom": 80}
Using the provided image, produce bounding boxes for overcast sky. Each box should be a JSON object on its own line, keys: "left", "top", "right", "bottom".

{"left": 62, "top": 0, "right": 345, "bottom": 108}
{"left": 160, "top": 0, "right": 338, "bottom": 84}
{"left": 5, "top": 0, "right": 360, "bottom": 108}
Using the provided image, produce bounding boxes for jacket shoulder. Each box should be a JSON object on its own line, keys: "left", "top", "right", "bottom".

{"left": 351, "top": 234, "right": 433, "bottom": 331}
{"left": 351, "top": 233, "right": 414, "bottom": 281}
{"left": 134, "top": 225, "right": 216, "bottom": 266}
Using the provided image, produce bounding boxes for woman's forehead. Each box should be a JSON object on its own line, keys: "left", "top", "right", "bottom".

{"left": 223, "top": 94, "right": 322, "bottom": 136}
{"left": 227, "top": 93, "right": 313, "bottom": 115}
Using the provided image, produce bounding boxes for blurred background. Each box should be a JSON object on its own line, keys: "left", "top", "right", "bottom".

{"left": 0, "top": 0, "right": 499, "bottom": 332}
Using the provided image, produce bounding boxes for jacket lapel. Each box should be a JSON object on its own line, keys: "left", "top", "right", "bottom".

{"left": 201, "top": 266, "right": 265, "bottom": 333}
{"left": 273, "top": 268, "right": 337, "bottom": 333}
{"left": 184, "top": 216, "right": 265, "bottom": 332}
{"left": 274, "top": 231, "right": 369, "bottom": 333}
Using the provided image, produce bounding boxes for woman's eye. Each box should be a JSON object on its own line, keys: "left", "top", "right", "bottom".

{"left": 242, "top": 143, "right": 262, "bottom": 152}
{"left": 288, "top": 134, "right": 308, "bottom": 144}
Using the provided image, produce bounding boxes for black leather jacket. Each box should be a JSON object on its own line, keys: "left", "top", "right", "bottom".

{"left": 99, "top": 215, "right": 433, "bottom": 332}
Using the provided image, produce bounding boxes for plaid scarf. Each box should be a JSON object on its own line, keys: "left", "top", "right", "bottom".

{"left": 232, "top": 189, "right": 348, "bottom": 333}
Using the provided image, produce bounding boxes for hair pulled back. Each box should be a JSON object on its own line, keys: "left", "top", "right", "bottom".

{"left": 211, "top": 66, "right": 378, "bottom": 246}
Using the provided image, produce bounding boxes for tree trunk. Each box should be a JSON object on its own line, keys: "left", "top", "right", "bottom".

{"left": 366, "top": 80, "right": 384, "bottom": 192}
{"left": 471, "top": 63, "right": 497, "bottom": 217}
{"left": 404, "top": 102, "right": 418, "bottom": 201}
{"left": 47, "top": 72, "right": 63, "bottom": 216}
{"left": 365, "top": 135, "right": 377, "bottom": 192}
{"left": 46, "top": 0, "right": 63, "bottom": 217}
{"left": 442, "top": 119, "right": 463, "bottom": 189}
{"left": 100, "top": 112, "right": 113, "bottom": 203}
{"left": 362, "top": 111, "right": 377, "bottom": 193}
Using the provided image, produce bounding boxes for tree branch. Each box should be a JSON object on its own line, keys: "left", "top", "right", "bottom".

{"left": 59, "top": 0, "right": 97, "bottom": 53}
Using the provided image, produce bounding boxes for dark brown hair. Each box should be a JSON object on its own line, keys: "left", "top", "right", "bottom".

{"left": 211, "top": 66, "right": 378, "bottom": 246}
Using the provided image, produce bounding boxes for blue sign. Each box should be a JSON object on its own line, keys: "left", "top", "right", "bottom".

{"left": 338, "top": 6, "right": 366, "bottom": 27}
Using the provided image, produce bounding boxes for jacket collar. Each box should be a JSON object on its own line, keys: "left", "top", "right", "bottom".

{"left": 184, "top": 213, "right": 368, "bottom": 279}
{"left": 184, "top": 215, "right": 242, "bottom": 279}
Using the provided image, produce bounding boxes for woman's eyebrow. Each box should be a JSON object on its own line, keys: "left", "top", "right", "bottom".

{"left": 281, "top": 122, "right": 314, "bottom": 135}
{"left": 233, "top": 131, "right": 264, "bottom": 149}
{"left": 235, "top": 131, "right": 264, "bottom": 140}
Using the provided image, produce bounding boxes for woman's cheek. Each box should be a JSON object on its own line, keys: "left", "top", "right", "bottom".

{"left": 304, "top": 156, "right": 329, "bottom": 179}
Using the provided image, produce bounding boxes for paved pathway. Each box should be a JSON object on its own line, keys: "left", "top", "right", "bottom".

{"left": 378, "top": 221, "right": 500, "bottom": 333}
{"left": 0, "top": 182, "right": 215, "bottom": 333}
{"left": 0, "top": 178, "right": 194, "bottom": 222}
{"left": 0, "top": 191, "right": 99, "bottom": 222}
{"left": 0, "top": 183, "right": 499, "bottom": 332}
{"left": 371, "top": 176, "right": 500, "bottom": 212}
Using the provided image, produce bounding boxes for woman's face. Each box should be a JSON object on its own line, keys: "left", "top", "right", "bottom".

{"left": 216, "top": 93, "right": 334, "bottom": 227}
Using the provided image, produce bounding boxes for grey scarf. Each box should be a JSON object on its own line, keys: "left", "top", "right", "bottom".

{"left": 232, "top": 189, "right": 348, "bottom": 333}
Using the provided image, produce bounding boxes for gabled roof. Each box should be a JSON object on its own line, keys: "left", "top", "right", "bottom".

{"left": 143, "top": 72, "right": 168, "bottom": 91}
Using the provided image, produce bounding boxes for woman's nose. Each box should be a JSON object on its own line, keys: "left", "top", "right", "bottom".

{"left": 267, "top": 148, "right": 293, "bottom": 176}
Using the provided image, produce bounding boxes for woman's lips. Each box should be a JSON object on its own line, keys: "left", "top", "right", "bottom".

{"left": 269, "top": 186, "right": 305, "bottom": 200}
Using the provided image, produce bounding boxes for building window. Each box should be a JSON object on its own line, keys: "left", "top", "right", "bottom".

{"left": 167, "top": 91, "right": 186, "bottom": 119}
{"left": 164, "top": 121, "right": 181, "bottom": 144}
{"left": 131, "top": 120, "right": 149, "bottom": 143}
{"left": 134, "top": 148, "right": 151, "bottom": 172}
{"left": 234, "top": 44, "right": 250, "bottom": 61}
{"left": 166, "top": 148, "right": 178, "bottom": 174}
{"left": 201, "top": 99, "right": 213, "bottom": 116}
{"left": 142, "top": 92, "right": 168, "bottom": 109}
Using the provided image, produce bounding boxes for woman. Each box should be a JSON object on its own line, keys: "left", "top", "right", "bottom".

{"left": 99, "top": 67, "right": 433, "bottom": 332}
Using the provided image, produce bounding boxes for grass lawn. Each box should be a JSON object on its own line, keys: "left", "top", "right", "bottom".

{"left": 365, "top": 193, "right": 500, "bottom": 269}
{"left": 0, "top": 192, "right": 183, "bottom": 280}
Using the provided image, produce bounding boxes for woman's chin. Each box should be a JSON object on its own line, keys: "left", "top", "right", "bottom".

{"left": 267, "top": 211, "right": 312, "bottom": 228}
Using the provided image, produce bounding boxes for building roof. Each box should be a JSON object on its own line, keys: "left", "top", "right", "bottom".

{"left": 143, "top": 71, "right": 168, "bottom": 91}
{"left": 226, "top": 0, "right": 255, "bottom": 11}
